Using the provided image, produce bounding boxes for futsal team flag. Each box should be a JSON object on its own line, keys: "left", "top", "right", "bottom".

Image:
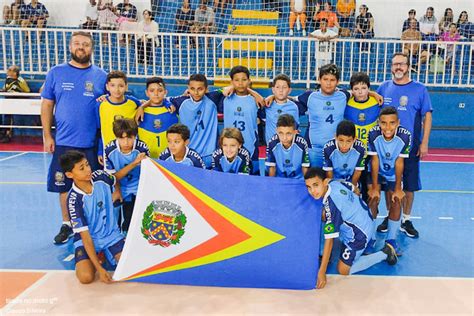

{"left": 113, "top": 159, "right": 321, "bottom": 290}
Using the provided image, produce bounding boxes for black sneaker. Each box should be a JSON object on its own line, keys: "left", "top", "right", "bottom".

{"left": 382, "top": 242, "right": 398, "bottom": 265}
{"left": 377, "top": 216, "right": 388, "bottom": 233}
{"left": 400, "top": 220, "right": 419, "bottom": 238}
{"left": 53, "top": 224, "right": 73, "bottom": 244}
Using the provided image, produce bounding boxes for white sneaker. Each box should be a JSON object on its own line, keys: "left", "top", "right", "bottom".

{"left": 296, "top": 18, "right": 301, "bottom": 31}
{"left": 289, "top": 29, "right": 294, "bottom": 36}
{"left": 302, "top": 30, "right": 307, "bottom": 36}
{"left": 9, "top": 20, "right": 16, "bottom": 25}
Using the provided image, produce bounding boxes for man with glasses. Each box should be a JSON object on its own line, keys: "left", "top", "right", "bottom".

{"left": 375, "top": 53, "right": 433, "bottom": 239}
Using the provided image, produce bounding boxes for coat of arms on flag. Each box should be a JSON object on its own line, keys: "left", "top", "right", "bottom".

{"left": 141, "top": 200, "right": 187, "bottom": 247}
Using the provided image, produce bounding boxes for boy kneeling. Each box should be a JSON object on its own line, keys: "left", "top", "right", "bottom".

{"left": 60, "top": 150, "right": 124, "bottom": 284}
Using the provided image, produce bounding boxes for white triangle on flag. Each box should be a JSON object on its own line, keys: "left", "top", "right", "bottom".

{"left": 113, "top": 159, "right": 217, "bottom": 280}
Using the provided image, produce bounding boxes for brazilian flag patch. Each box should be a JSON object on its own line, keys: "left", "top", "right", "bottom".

{"left": 324, "top": 223, "right": 335, "bottom": 234}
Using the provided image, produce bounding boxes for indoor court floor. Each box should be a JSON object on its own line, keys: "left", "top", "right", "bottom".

{"left": 0, "top": 149, "right": 473, "bottom": 315}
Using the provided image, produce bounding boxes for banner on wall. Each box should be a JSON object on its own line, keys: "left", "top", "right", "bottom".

{"left": 113, "top": 159, "right": 321, "bottom": 290}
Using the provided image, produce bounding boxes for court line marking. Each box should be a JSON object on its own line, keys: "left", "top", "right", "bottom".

{"left": 0, "top": 152, "right": 28, "bottom": 162}
{"left": 0, "top": 181, "right": 46, "bottom": 185}
{"left": 421, "top": 160, "right": 474, "bottom": 164}
{"left": 420, "top": 190, "right": 474, "bottom": 194}
{"left": 438, "top": 217, "right": 454, "bottom": 220}
{"left": 63, "top": 254, "right": 75, "bottom": 262}
{"left": 428, "top": 154, "right": 474, "bottom": 158}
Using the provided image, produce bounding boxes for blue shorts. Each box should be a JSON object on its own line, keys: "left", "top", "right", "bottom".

{"left": 403, "top": 146, "right": 421, "bottom": 192}
{"left": 74, "top": 237, "right": 125, "bottom": 265}
{"left": 367, "top": 174, "right": 396, "bottom": 192}
{"left": 340, "top": 243, "right": 364, "bottom": 266}
{"left": 47, "top": 146, "right": 99, "bottom": 193}
{"left": 309, "top": 147, "right": 324, "bottom": 167}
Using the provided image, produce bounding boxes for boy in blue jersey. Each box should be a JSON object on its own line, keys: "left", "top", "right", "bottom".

{"left": 212, "top": 127, "right": 252, "bottom": 175}
{"left": 323, "top": 120, "right": 366, "bottom": 185}
{"left": 168, "top": 74, "right": 222, "bottom": 169}
{"left": 138, "top": 77, "right": 179, "bottom": 158}
{"left": 261, "top": 74, "right": 300, "bottom": 144}
{"left": 266, "top": 114, "right": 310, "bottom": 179}
{"left": 304, "top": 168, "right": 397, "bottom": 289}
{"left": 97, "top": 71, "right": 141, "bottom": 160}
{"left": 159, "top": 123, "right": 206, "bottom": 168}
{"left": 218, "top": 65, "right": 265, "bottom": 174}
{"left": 60, "top": 150, "right": 124, "bottom": 284}
{"left": 367, "top": 107, "right": 411, "bottom": 255}
{"left": 104, "top": 118, "right": 149, "bottom": 234}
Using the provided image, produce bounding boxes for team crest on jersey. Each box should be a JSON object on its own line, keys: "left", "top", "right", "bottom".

{"left": 343, "top": 163, "right": 348, "bottom": 169}
{"left": 85, "top": 81, "right": 94, "bottom": 92}
{"left": 277, "top": 109, "right": 282, "bottom": 114}
{"left": 399, "top": 96, "right": 408, "bottom": 108}
{"left": 54, "top": 172, "right": 65, "bottom": 185}
{"left": 237, "top": 107, "right": 242, "bottom": 112}
{"left": 154, "top": 119, "right": 162, "bottom": 129}
{"left": 326, "top": 101, "right": 331, "bottom": 106}
{"left": 141, "top": 200, "right": 187, "bottom": 247}
{"left": 197, "top": 110, "right": 202, "bottom": 115}
{"left": 114, "top": 114, "right": 124, "bottom": 121}
{"left": 358, "top": 113, "right": 366, "bottom": 122}
{"left": 386, "top": 152, "right": 391, "bottom": 158}
{"left": 340, "top": 189, "right": 348, "bottom": 195}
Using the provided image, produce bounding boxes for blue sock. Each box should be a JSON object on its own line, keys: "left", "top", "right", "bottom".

{"left": 387, "top": 219, "right": 399, "bottom": 241}
{"left": 350, "top": 251, "right": 387, "bottom": 274}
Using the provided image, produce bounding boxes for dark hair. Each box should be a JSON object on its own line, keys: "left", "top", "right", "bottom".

{"left": 319, "top": 64, "right": 340, "bottom": 80}
{"left": 379, "top": 106, "right": 398, "bottom": 118}
{"left": 392, "top": 52, "right": 410, "bottom": 67}
{"left": 320, "top": 18, "right": 328, "bottom": 24}
{"left": 349, "top": 72, "right": 370, "bottom": 88}
{"left": 360, "top": 4, "right": 368, "bottom": 12}
{"left": 107, "top": 70, "right": 127, "bottom": 84}
{"left": 229, "top": 65, "right": 250, "bottom": 80}
{"left": 143, "top": 9, "right": 153, "bottom": 18}
{"left": 59, "top": 150, "right": 86, "bottom": 173}
{"left": 427, "top": 7, "right": 434, "bottom": 12}
{"left": 408, "top": 9, "right": 416, "bottom": 15}
{"left": 188, "top": 73, "right": 208, "bottom": 87}
{"left": 271, "top": 74, "right": 291, "bottom": 88}
{"left": 219, "top": 127, "right": 244, "bottom": 146}
{"left": 146, "top": 76, "right": 166, "bottom": 89}
{"left": 70, "top": 31, "right": 94, "bottom": 48}
{"left": 277, "top": 114, "right": 296, "bottom": 129}
{"left": 167, "top": 123, "right": 190, "bottom": 141}
{"left": 304, "top": 167, "right": 326, "bottom": 181}
{"left": 458, "top": 11, "right": 469, "bottom": 25}
{"left": 444, "top": 8, "right": 453, "bottom": 18}
{"left": 336, "top": 120, "right": 356, "bottom": 138}
{"left": 113, "top": 118, "right": 138, "bottom": 138}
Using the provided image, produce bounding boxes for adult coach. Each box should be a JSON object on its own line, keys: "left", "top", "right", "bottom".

{"left": 376, "top": 52, "right": 433, "bottom": 238}
{"left": 41, "top": 31, "right": 107, "bottom": 244}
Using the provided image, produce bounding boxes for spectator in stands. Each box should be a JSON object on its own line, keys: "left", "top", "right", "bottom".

{"left": 401, "top": 18, "right": 429, "bottom": 68}
{"left": 456, "top": 11, "right": 472, "bottom": 39}
{"left": 190, "top": 1, "right": 215, "bottom": 48}
{"left": 175, "top": 0, "right": 194, "bottom": 48}
{"left": 354, "top": 4, "right": 374, "bottom": 52}
{"left": 289, "top": 0, "right": 307, "bottom": 37}
{"left": 137, "top": 9, "right": 159, "bottom": 64}
{"left": 439, "top": 8, "right": 454, "bottom": 34}
{"left": 262, "top": 0, "right": 281, "bottom": 13}
{"left": 402, "top": 9, "right": 419, "bottom": 32}
{"left": 439, "top": 22, "right": 461, "bottom": 65}
{"left": 336, "top": 0, "right": 355, "bottom": 36}
{"left": 116, "top": 0, "right": 137, "bottom": 31}
{"left": 419, "top": 7, "right": 439, "bottom": 42}
{"left": 20, "top": 0, "right": 48, "bottom": 29}
{"left": 213, "top": 0, "right": 234, "bottom": 16}
{"left": 0, "top": 65, "right": 31, "bottom": 143}
{"left": 81, "top": 0, "right": 98, "bottom": 30}
{"left": 97, "top": 0, "right": 118, "bottom": 30}
{"left": 3, "top": 0, "right": 24, "bottom": 25}
{"left": 310, "top": 18, "right": 338, "bottom": 69}
{"left": 314, "top": 2, "right": 339, "bottom": 34}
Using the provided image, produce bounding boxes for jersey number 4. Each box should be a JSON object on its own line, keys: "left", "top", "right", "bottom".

{"left": 233, "top": 120, "right": 246, "bottom": 131}
{"left": 325, "top": 114, "right": 334, "bottom": 124}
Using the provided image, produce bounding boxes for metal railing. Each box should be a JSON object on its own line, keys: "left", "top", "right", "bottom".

{"left": 0, "top": 27, "right": 473, "bottom": 88}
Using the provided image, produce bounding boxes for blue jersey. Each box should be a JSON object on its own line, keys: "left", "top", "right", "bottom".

{"left": 265, "top": 134, "right": 310, "bottom": 179}
{"left": 322, "top": 180, "right": 373, "bottom": 250}
{"left": 262, "top": 100, "right": 300, "bottom": 144}
{"left": 298, "top": 89, "right": 350, "bottom": 149}
{"left": 41, "top": 63, "right": 107, "bottom": 148}
{"left": 22, "top": 2, "right": 48, "bottom": 18}
{"left": 169, "top": 91, "right": 222, "bottom": 159}
{"left": 104, "top": 138, "right": 150, "bottom": 200}
{"left": 67, "top": 170, "right": 123, "bottom": 250}
{"left": 323, "top": 138, "right": 366, "bottom": 181}
{"left": 219, "top": 94, "right": 259, "bottom": 159}
{"left": 212, "top": 147, "right": 252, "bottom": 174}
{"left": 159, "top": 147, "right": 206, "bottom": 168}
{"left": 377, "top": 80, "right": 433, "bottom": 146}
{"left": 367, "top": 125, "right": 411, "bottom": 182}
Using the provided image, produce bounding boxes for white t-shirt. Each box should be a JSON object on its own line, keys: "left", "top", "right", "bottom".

{"left": 294, "top": 0, "right": 304, "bottom": 12}
{"left": 85, "top": 3, "right": 98, "bottom": 21}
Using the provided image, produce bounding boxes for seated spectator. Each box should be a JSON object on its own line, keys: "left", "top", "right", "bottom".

{"left": 401, "top": 19, "right": 429, "bottom": 67}
{"left": 419, "top": 7, "right": 439, "bottom": 41}
{"left": 336, "top": 0, "right": 355, "bottom": 35}
{"left": 0, "top": 65, "right": 31, "bottom": 143}
{"left": 354, "top": 4, "right": 374, "bottom": 52}
{"left": 190, "top": 1, "right": 215, "bottom": 48}
{"left": 20, "top": 0, "right": 48, "bottom": 28}
{"left": 310, "top": 18, "right": 338, "bottom": 69}
{"left": 116, "top": 0, "right": 137, "bottom": 31}
{"left": 289, "top": 0, "right": 307, "bottom": 36}
{"left": 137, "top": 9, "right": 159, "bottom": 64}
{"left": 81, "top": 0, "right": 98, "bottom": 30}
{"left": 3, "top": 0, "right": 24, "bottom": 25}
{"left": 402, "top": 9, "right": 419, "bottom": 32}
{"left": 456, "top": 11, "right": 472, "bottom": 39}
{"left": 175, "top": 0, "right": 194, "bottom": 48}
{"left": 439, "top": 8, "right": 454, "bottom": 34}
{"left": 97, "top": 0, "right": 118, "bottom": 30}
{"left": 438, "top": 22, "right": 461, "bottom": 64}
{"left": 213, "top": 0, "right": 234, "bottom": 16}
{"left": 314, "top": 2, "right": 339, "bottom": 34}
